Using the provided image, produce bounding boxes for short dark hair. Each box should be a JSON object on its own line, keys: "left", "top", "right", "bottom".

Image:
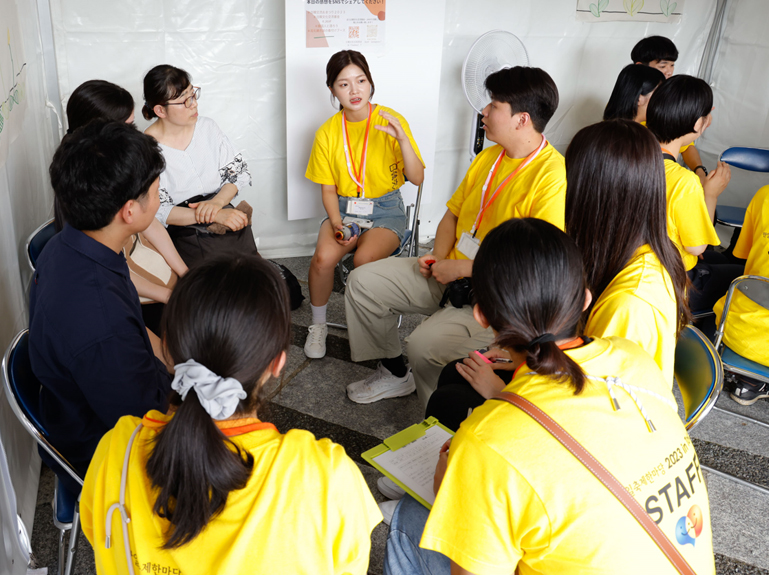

{"left": 49, "top": 121, "right": 165, "bottom": 231}
{"left": 66, "top": 80, "right": 134, "bottom": 132}
{"left": 473, "top": 218, "right": 587, "bottom": 394}
{"left": 564, "top": 120, "right": 690, "bottom": 334}
{"left": 646, "top": 75, "right": 712, "bottom": 144}
{"left": 142, "top": 64, "right": 192, "bottom": 120}
{"left": 603, "top": 64, "right": 665, "bottom": 121}
{"left": 631, "top": 36, "right": 678, "bottom": 64}
{"left": 149, "top": 254, "right": 292, "bottom": 549}
{"left": 484, "top": 67, "right": 559, "bottom": 133}
{"left": 325, "top": 50, "right": 375, "bottom": 111}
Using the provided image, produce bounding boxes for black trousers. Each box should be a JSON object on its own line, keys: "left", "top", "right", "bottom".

{"left": 687, "top": 249, "right": 744, "bottom": 313}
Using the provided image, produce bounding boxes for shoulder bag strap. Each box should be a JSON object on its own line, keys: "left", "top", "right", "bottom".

{"left": 493, "top": 392, "right": 696, "bottom": 575}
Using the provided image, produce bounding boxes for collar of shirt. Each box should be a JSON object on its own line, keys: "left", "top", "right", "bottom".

{"left": 60, "top": 223, "right": 130, "bottom": 278}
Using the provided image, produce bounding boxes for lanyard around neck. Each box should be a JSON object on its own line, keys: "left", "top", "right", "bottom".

{"left": 342, "top": 102, "right": 373, "bottom": 198}
{"left": 471, "top": 135, "right": 548, "bottom": 236}
{"left": 660, "top": 146, "right": 677, "bottom": 162}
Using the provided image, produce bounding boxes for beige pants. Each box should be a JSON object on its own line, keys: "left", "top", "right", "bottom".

{"left": 345, "top": 257, "right": 494, "bottom": 405}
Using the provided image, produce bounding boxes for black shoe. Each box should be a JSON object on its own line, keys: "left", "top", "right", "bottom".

{"left": 729, "top": 377, "right": 769, "bottom": 406}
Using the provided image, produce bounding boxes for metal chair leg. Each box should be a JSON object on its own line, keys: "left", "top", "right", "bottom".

{"left": 58, "top": 526, "right": 67, "bottom": 575}
{"left": 63, "top": 502, "right": 80, "bottom": 575}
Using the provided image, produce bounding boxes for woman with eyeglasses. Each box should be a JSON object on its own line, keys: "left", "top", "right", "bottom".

{"left": 142, "top": 65, "right": 254, "bottom": 268}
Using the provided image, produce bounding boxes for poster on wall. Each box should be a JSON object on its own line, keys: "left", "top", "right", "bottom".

{"left": 306, "top": 0, "right": 386, "bottom": 50}
{"left": 0, "top": 0, "right": 28, "bottom": 167}
{"left": 576, "top": 0, "right": 684, "bottom": 22}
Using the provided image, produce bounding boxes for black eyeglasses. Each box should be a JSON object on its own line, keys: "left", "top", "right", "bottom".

{"left": 165, "top": 87, "right": 201, "bottom": 108}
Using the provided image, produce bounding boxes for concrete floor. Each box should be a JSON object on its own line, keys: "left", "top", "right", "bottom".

{"left": 29, "top": 252, "right": 769, "bottom": 575}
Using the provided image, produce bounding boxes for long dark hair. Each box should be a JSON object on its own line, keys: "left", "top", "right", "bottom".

{"left": 603, "top": 64, "right": 665, "bottom": 121}
{"left": 142, "top": 64, "right": 192, "bottom": 120}
{"left": 473, "top": 218, "right": 588, "bottom": 394}
{"left": 325, "top": 50, "right": 375, "bottom": 111}
{"left": 147, "top": 255, "right": 292, "bottom": 548}
{"left": 565, "top": 119, "right": 690, "bottom": 334}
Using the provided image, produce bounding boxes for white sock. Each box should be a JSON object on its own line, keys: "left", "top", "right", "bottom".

{"left": 311, "top": 304, "right": 327, "bottom": 325}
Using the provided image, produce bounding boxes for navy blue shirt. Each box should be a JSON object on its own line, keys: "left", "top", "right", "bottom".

{"left": 29, "top": 225, "right": 172, "bottom": 479}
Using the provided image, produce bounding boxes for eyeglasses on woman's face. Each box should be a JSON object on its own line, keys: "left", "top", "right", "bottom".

{"left": 166, "top": 86, "right": 201, "bottom": 108}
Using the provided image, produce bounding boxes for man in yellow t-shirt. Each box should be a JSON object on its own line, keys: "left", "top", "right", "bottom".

{"left": 714, "top": 184, "right": 769, "bottom": 405}
{"left": 646, "top": 75, "right": 744, "bottom": 313}
{"left": 385, "top": 337, "right": 715, "bottom": 575}
{"left": 343, "top": 67, "right": 566, "bottom": 406}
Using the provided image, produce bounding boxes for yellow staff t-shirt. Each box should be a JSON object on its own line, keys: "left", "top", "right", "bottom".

{"left": 445, "top": 142, "right": 566, "bottom": 260}
{"left": 664, "top": 159, "right": 720, "bottom": 270}
{"left": 421, "top": 336, "right": 715, "bottom": 575}
{"left": 714, "top": 184, "right": 769, "bottom": 365}
{"left": 81, "top": 412, "right": 382, "bottom": 575}
{"left": 586, "top": 245, "right": 677, "bottom": 386}
{"left": 305, "top": 104, "right": 424, "bottom": 199}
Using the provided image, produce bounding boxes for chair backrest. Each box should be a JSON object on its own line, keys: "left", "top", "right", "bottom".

{"left": 1, "top": 330, "right": 83, "bottom": 487}
{"left": 673, "top": 325, "right": 724, "bottom": 431}
{"left": 714, "top": 275, "right": 769, "bottom": 351}
{"left": 26, "top": 218, "right": 56, "bottom": 270}
{"left": 720, "top": 147, "right": 769, "bottom": 172}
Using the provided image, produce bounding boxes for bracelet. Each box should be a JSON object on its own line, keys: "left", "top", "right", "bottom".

{"left": 694, "top": 165, "right": 708, "bottom": 176}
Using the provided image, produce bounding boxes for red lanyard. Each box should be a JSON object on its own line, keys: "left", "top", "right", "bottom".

{"left": 342, "top": 102, "right": 373, "bottom": 197}
{"left": 472, "top": 135, "right": 548, "bottom": 236}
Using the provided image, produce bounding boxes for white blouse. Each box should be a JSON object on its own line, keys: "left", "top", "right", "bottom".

{"left": 155, "top": 116, "right": 252, "bottom": 226}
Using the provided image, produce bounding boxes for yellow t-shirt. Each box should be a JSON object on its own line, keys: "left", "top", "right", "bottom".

{"left": 305, "top": 104, "right": 424, "bottom": 199}
{"left": 713, "top": 184, "right": 769, "bottom": 365}
{"left": 640, "top": 121, "right": 693, "bottom": 153}
{"left": 421, "top": 336, "right": 715, "bottom": 575}
{"left": 445, "top": 143, "right": 566, "bottom": 260}
{"left": 664, "top": 159, "right": 720, "bottom": 270}
{"left": 81, "top": 412, "right": 382, "bottom": 575}
{"left": 585, "top": 245, "right": 677, "bottom": 386}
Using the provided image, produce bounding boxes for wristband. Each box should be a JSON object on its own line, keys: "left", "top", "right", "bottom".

{"left": 694, "top": 165, "right": 708, "bottom": 176}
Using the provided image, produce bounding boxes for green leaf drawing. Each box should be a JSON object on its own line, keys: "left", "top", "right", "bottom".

{"left": 589, "top": 0, "right": 609, "bottom": 17}
{"left": 623, "top": 0, "right": 645, "bottom": 16}
{"left": 660, "top": 0, "right": 677, "bottom": 17}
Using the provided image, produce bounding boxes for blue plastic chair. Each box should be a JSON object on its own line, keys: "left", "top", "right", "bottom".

{"left": 26, "top": 218, "right": 56, "bottom": 271}
{"left": 674, "top": 325, "right": 724, "bottom": 431}
{"left": 2, "top": 330, "right": 82, "bottom": 575}
{"left": 717, "top": 147, "right": 769, "bottom": 228}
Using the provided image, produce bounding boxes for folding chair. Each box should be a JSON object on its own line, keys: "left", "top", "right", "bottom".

{"left": 329, "top": 183, "right": 423, "bottom": 330}
{"left": 0, "top": 437, "right": 32, "bottom": 568}
{"left": 675, "top": 324, "right": 769, "bottom": 494}
{"left": 2, "top": 330, "right": 83, "bottom": 575}
{"left": 717, "top": 147, "right": 769, "bottom": 229}
{"left": 26, "top": 218, "right": 56, "bottom": 271}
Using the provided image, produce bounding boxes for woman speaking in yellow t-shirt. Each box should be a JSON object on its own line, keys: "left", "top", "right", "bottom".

{"left": 385, "top": 218, "right": 715, "bottom": 575}
{"left": 79, "top": 256, "right": 381, "bottom": 575}
{"left": 304, "top": 50, "right": 424, "bottom": 359}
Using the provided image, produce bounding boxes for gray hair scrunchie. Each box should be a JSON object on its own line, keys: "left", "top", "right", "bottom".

{"left": 171, "top": 359, "right": 246, "bottom": 420}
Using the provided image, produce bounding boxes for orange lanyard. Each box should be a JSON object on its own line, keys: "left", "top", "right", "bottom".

{"left": 472, "top": 135, "right": 548, "bottom": 236}
{"left": 342, "top": 102, "right": 373, "bottom": 198}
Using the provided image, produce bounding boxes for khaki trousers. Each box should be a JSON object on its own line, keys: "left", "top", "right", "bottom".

{"left": 345, "top": 257, "right": 494, "bottom": 405}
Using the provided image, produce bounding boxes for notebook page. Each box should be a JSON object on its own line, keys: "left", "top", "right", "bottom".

{"left": 372, "top": 424, "right": 452, "bottom": 505}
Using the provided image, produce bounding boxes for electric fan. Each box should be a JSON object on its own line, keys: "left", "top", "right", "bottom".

{"left": 461, "top": 30, "right": 529, "bottom": 159}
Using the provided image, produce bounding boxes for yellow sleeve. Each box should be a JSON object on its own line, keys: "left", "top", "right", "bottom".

{"left": 586, "top": 295, "right": 660, "bottom": 362}
{"left": 325, "top": 441, "right": 383, "bottom": 575}
{"left": 421, "top": 428, "right": 548, "bottom": 575}
{"left": 733, "top": 191, "right": 760, "bottom": 260}
{"left": 390, "top": 110, "right": 425, "bottom": 168}
{"left": 528, "top": 171, "right": 566, "bottom": 231}
{"left": 446, "top": 150, "right": 490, "bottom": 217}
{"left": 680, "top": 142, "right": 694, "bottom": 153}
{"left": 305, "top": 125, "right": 336, "bottom": 186}
{"left": 672, "top": 175, "right": 720, "bottom": 248}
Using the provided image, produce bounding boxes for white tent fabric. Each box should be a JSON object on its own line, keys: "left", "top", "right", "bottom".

{"left": 49, "top": 0, "right": 721, "bottom": 256}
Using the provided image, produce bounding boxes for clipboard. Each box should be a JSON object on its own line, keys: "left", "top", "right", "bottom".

{"left": 362, "top": 417, "right": 454, "bottom": 509}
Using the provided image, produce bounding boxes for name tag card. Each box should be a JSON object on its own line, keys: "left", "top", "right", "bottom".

{"left": 456, "top": 232, "right": 480, "bottom": 259}
{"left": 347, "top": 199, "right": 374, "bottom": 216}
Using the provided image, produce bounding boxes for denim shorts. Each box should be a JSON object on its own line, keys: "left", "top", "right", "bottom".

{"left": 329, "top": 189, "right": 407, "bottom": 243}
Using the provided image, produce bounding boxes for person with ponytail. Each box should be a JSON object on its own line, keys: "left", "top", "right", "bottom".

{"left": 603, "top": 64, "right": 665, "bottom": 123}
{"left": 80, "top": 255, "right": 381, "bottom": 574}
{"left": 383, "top": 218, "right": 715, "bottom": 575}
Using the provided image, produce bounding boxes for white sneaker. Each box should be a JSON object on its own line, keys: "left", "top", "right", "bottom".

{"left": 304, "top": 324, "right": 327, "bottom": 359}
{"left": 346, "top": 363, "right": 415, "bottom": 404}
{"left": 377, "top": 476, "right": 406, "bottom": 500}
{"left": 379, "top": 499, "right": 399, "bottom": 526}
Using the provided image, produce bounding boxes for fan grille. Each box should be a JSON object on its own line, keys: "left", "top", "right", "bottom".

{"left": 462, "top": 31, "right": 529, "bottom": 113}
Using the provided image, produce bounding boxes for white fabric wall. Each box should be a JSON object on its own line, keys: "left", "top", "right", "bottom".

{"left": 0, "top": 0, "right": 58, "bottom": 571}
{"left": 50, "top": 0, "right": 720, "bottom": 256}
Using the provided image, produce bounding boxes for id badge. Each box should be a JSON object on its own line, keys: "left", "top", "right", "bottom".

{"left": 347, "top": 199, "right": 374, "bottom": 216}
{"left": 456, "top": 231, "right": 480, "bottom": 259}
